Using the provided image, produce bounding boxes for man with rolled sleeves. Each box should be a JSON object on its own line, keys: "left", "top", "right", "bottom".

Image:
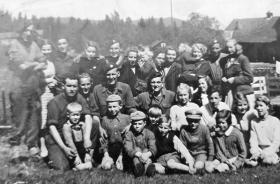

{"left": 45, "top": 73, "right": 100, "bottom": 170}
{"left": 91, "top": 63, "right": 136, "bottom": 118}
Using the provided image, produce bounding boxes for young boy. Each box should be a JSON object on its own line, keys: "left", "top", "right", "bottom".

{"left": 146, "top": 104, "right": 163, "bottom": 133}
{"left": 179, "top": 108, "right": 215, "bottom": 174}
{"left": 210, "top": 110, "right": 247, "bottom": 172}
{"left": 247, "top": 95, "right": 280, "bottom": 166}
{"left": 100, "top": 94, "right": 130, "bottom": 170}
{"left": 170, "top": 84, "right": 199, "bottom": 131}
{"left": 154, "top": 115, "right": 196, "bottom": 174}
{"left": 62, "top": 102, "right": 93, "bottom": 170}
{"left": 124, "top": 111, "right": 157, "bottom": 177}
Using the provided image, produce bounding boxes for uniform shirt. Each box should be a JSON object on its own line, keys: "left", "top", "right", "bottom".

{"left": 250, "top": 115, "right": 280, "bottom": 155}
{"left": 214, "top": 126, "right": 247, "bottom": 168}
{"left": 135, "top": 89, "right": 175, "bottom": 114}
{"left": 101, "top": 113, "right": 130, "bottom": 152}
{"left": 46, "top": 93, "right": 91, "bottom": 136}
{"left": 180, "top": 123, "right": 214, "bottom": 160}
{"left": 124, "top": 128, "right": 157, "bottom": 158}
{"left": 170, "top": 102, "right": 200, "bottom": 131}
{"left": 92, "top": 82, "right": 136, "bottom": 117}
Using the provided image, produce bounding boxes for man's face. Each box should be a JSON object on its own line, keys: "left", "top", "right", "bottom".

{"left": 110, "top": 43, "right": 120, "bottom": 57}
{"left": 211, "top": 43, "right": 221, "bottom": 57}
{"left": 158, "top": 122, "right": 170, "bottom": 137}
{"left": 166, "top": 49, "right": 176, "bottom": 63}
{"left": 85, "top": 46, "right": 96, "bottom": 58}
{"left": 209, "top": 92, "right": 221, "bottom": 109}
{"left": 68, "top": 111, "right": 81, "bottom": 124}
{"left": 150, "top": 77, "right": 163, "bottom": 92}
{"left": 187, "top": 118, "right": 200, "bottom": 130}
{"left": 41, "top": 44, "right": 52, "bottom": 56}
{"left": 64, "top": 78, "right": 78, "bottom": 97}
{"left": 57, "top": 38, "right": 69, "bottom": 53}
{"left": 132, "top": 120, "right": 146, "bottom": 133}
{"left": 22, "top": 25, "right": 34, "bottom": 42}
{"left": 79, "top": 77, "right": 91, "bottom": 95}
{"left": 128, "top": 51, "right": 137, "bottom": 66}
{"left": 106, "top": 68, "right": 119, "bottom": 85}
{"left": 107, "top": 101, "right": 121, "bottom": 116}
{"left": 255, "top": 101, "right": 269, "bottom": 118}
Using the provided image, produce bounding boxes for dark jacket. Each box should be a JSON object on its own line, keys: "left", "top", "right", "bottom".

{"left": 164, "top": 62, "right": 183, "bottom": 92}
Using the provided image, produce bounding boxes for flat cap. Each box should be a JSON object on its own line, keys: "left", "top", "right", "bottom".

{"left": 130, "top": 111, "right": 146, "bottom": 121}
{"left": 185, "top": 108, "right": 202, "bottom": 120}
{"left": 106, "top": 94, "right": 122, "bottom": 102}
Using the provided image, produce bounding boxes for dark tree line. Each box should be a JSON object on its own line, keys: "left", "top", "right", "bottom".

{"left": 0, "top": 10, "right": 224, "bottom": 54}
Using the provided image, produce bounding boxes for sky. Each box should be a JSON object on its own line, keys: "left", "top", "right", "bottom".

{"left": 0, "top": 0, "right": 280, "bottom": 28}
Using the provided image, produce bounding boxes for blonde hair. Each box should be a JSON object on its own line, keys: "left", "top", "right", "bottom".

{"left": 191, "top": 43, "right": 207, "bottom": 56}
{"left": 67, "top": 102, "right": 82, "bottom": 113}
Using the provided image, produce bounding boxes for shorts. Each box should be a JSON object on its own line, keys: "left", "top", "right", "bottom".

{"left": 156, "top": 152, "right": 181, "bottom": 167}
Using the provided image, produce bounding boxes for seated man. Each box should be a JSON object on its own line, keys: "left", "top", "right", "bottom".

{"left": 45, "top": 73, "right": 99, "bottom": 170}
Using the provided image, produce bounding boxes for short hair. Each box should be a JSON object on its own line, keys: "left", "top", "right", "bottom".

{"left": 165, "top": 46, "right": 176, "bottom": 54}
{"left": 158, "top": 114, "right": 171, "bottom": 127}
{"left": 85, "top": 41, "right": 100, "bottom": 54}
{"left": 148, "top": 104, "right": 163, "bottom": 117}
{"left": 176, "top": 83, "right": 192, "bottom": 99}
{"left": 255, "top": 95, "right": 270, "bottom": 107}
{"left": 208, "top": 86, "right": 222, "bottom": 97}
{"left": 152, "top": 47, "right": 166, "bottom": 59}
{"left": 62, "top": 73, "right": 78, "bottom": 84}
{"left": 235, "top": 92, "right": 249, "bottom": 107}
{"left": 67, "top": 102, "right": 82, "bottom": 113}
{"left": 216, "top": 109, "right": 232, "bottom": 126}
{"left": 147, "top": 72, "right": 163, "bottom": 92}
{"left": 191, "top": 43, "right": 207, "bottom": 56}
{"left": 78, "top": 73, "right": 92, "bottom": 83}
{"left": 40, "top": 39, "right": 55, "bottom": 50}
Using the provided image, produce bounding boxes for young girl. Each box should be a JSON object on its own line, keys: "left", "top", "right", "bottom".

{"left": 210, "top": 110, "right": 247, "bottom": 173}
{"left": 192, "top": 76, "right": 212, "bottom": 107}
{"left": 170, "top": 84, "right": 199, "bottom": 131}
{"left": 220, "top": 39, "right": 254, "bottom": 110}
{"left": 248, "top": 95, "right": 280, "bottom": 166}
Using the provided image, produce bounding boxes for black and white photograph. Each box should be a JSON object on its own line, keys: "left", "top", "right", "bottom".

{"left": 0, "top": 0, "right": 280, "bottom": 183}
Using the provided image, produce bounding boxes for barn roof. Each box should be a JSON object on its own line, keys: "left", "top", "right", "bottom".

{"left": 225, "top": 16, "right": 280, "bottom": 43}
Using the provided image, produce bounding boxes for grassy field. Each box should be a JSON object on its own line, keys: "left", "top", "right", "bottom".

{"left": 1, "top": 130, "right": 280, "bottom": 184}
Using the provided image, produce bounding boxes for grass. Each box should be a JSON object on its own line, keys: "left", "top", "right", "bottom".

{"left": 1, "top": 130, "right": 280, "bottom": 184}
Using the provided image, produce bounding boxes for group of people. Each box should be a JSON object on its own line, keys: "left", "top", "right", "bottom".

{"left": 6, "top": 23, "right": 280, "bottom": 177}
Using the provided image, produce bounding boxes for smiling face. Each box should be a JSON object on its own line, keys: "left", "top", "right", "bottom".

{"left": 64, "top": 78, "right": 79, "bottom": 97}
{"left": 107, "top": 101, "right": 121, "bottom": 117}
{"left": 216, "top": 118, "right": 229, "bottom": 133}
{"left": 150, "top": 77, "right": 163, "bottom": 92}
{"left": 236, "top": 100, "right": 249, "bottom": 115}
{"left": 187, "top": 118, "right": 200, "bottom": 131}
{"left": 57, "top": 38, "right": 69, "bottom": 53}
{"left": 255, "top": 101, "right": 269, "bottom": 118}
{"left": 166, "top": 49, "right": 176, "bottom": 63}
{"left": 226, "top": 41, "right": 236, "bottom": 55}
{"left": 85, "top": 46, "right": 97, "bottom": 58}
{"left": 68, "top": 110, "right": 81, "bottom": 124}
{"left": 128, "top": 51, "right": 137, "bottom": 66}
{"left": 132, "top": 120, "right": 146, "bottom": 134}
{"left": 192, "top": 48, "right": 203, "bottom": 60}
{"left": 177, "top": 88, "right": 190, "bottom": 105}
{"left": 41, "top": 44, "right": 52, "bottom": 57}
{"left": 155, "top": 53, "right": 165, "bottom": 68}
{"left": 198, "top": 78, "right": 208, "bottom": 93}
{"left": 106, "top": 68, "right": 119, "bottom": 85}
{"left": 158, "top": 122, "right": 171, "bottom": 137}
{"left": 79, "top": 77, "right": 91, "bottom": 95}
{"left": 209, "top": 92, "right": 221, "bottom": 109}
{"left": 110, "top": 43, "right": 120, "bottom": 57}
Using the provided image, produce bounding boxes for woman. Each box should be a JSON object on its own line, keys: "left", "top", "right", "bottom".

{"left": 220, "top": 39, "right": 254, "bottom": 110}
{"left": 74, "top": 41, "right": 106, "bottom": 87}
{"left": 192, "top": 75, "right": 212, "bottom": 107}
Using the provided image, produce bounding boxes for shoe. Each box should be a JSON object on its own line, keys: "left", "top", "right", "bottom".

{"left": 146, "top": 163, "right": 156, "bottom": 177}
{"left": 8, "top": 135, "right": 21, "bottom": 146}
{"left": 133, "top": 163, "right": 145, "bottom": 177}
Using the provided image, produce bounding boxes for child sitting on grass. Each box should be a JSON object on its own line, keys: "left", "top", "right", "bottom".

{"left": 146, "top": 104, "right": 163, "bottom": 133}
{"left": 209, "top": 110, "right": 247, "bottom": 172}
{"left": 154, "top": 115, "right": 196, "bottom": 174}
{"left": 124, "top": 111, "right": 157, "bottom": 177}
{"left": 100, "top": 94, "right": 130, "bottom": 171}
{"left": 179, "top": 108, "right": 215, "bottom": 174}
{"left": 247, "top": 95, "right": 280, "bottom": 166}
{"left": 62, "top": 102, "right": 93, "bottom": 170}
{"left": 170, "top": 84, "right": 199, "bottom": 131}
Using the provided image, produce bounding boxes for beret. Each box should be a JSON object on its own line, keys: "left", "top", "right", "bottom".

{"left": 185, "top": 108, "right": 202, "bottom": 120}
{"left": 106, "top": 94, "right": 122, "bottom": 102}
{"left": 130, "top": 111, "right": 146, "bottom": 121}
{"left": 103, "top": 63, "right": 119, "bottom": 74}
